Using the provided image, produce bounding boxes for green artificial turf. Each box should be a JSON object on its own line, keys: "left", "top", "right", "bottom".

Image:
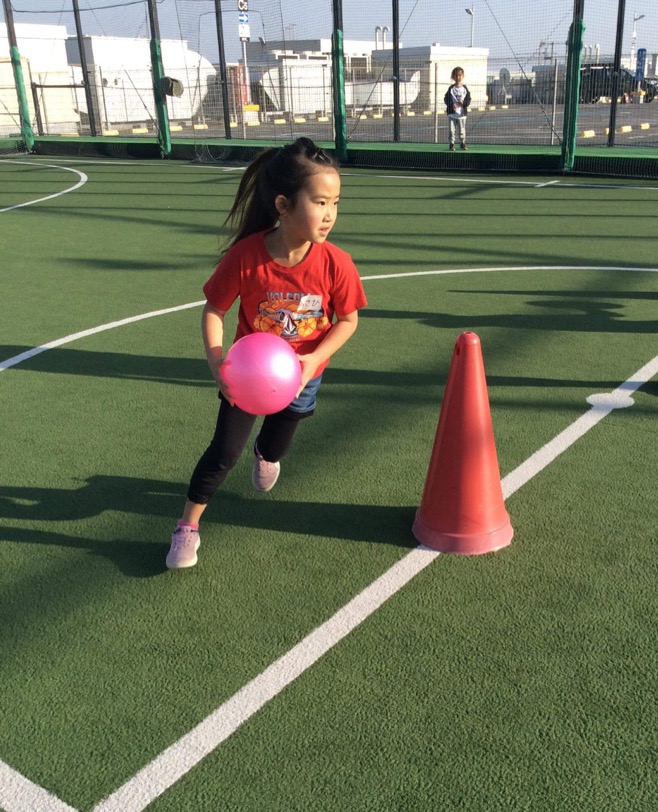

{"left": 1, "top": 157, "right": 657, "bottom": 811}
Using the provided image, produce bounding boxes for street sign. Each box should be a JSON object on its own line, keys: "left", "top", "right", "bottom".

{"left": 636, "top": 48, "right": 646, "bottom": 82}
{"left": 238, "top": 12, "right": 248, "bottom": 23}
{"left": 239, "top": 23, "right": 250, "bottom": 42}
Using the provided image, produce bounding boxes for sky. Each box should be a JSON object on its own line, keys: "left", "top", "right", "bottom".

{"left": 2, "top": 0, "right": 657, "bottom": 71}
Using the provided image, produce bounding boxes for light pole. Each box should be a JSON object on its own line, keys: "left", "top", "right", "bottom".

{"left": 374, "top": 25, "right": 390, "bottom": 50}
{"left": 465, "top": 7, "right": 474, "bottom": 48}
{"left": 631, "top": 13, "right": 644, "bottom": 69}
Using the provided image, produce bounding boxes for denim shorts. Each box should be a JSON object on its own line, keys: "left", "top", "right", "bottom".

{"left": 287, "top": 374, "right": 323, "bottom": 414}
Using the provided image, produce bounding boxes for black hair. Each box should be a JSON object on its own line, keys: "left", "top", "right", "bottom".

{"left": 222, "top": 137, "right": 339, "bottom": 250}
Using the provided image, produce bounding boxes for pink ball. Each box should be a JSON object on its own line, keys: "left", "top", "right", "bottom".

{"left": 223, "top": 332, "right": 302, "bottom": 415}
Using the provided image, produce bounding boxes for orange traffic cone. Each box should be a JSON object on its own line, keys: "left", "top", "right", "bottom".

{"left": 412, "top": 332, "right": 513, "bottom": 555}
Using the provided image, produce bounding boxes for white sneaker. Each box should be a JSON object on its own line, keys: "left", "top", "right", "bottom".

{"left": 252, "top": 444, "right": 281, "bottom": 492}
{"left": 166, "top": 526, "right": 200, "bottom": 569}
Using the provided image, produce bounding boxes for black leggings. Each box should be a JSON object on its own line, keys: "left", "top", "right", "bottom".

{"left": 186, "top": 397, "right": 312, "bottom": 504}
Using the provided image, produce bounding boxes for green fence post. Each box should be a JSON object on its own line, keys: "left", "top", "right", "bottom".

{"left": 2, "top": 0, "right": 35, "bottom": 151}
{"left": 560, "top": 0, "right": 585, "bottom": 172}
{"left": 331, "top": 0, "right": 348, "bottom": 163}
{"left": 146, "top": 0, "right": 171, "bottom": 158}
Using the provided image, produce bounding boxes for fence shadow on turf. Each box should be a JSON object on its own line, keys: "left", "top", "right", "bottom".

{"left": 362, "top": 303, "right": 658, "bottom": 334}
{"left": 5, "top": 344, "right": 644, "bottom": 395}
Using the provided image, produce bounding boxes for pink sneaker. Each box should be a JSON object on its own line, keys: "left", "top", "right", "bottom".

{"left": 166, "top": 526, "right": 200, "bottom": 569}
{"left": 252, "top": 446, "right": 281, "bottom": 492}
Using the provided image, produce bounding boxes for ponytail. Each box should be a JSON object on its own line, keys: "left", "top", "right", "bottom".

{"left": 222, "top": 137, "right": 338, "bottom": 251}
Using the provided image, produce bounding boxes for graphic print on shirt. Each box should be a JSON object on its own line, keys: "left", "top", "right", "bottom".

{"left": 450, "top": 85, "right": 467, "bottom": 115}
{"left": 254, "top": 291, "right": 329, "bottom": 340}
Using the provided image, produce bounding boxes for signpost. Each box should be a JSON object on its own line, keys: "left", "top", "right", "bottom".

{"left": 237, "top": 0, "right": 251, "bottom": 108}
{"left": 635, "top": 47, "right": 646, "bottom": 82}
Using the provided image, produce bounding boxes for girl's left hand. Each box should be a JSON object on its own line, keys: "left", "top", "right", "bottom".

{"left": 297, "top": 354, "right": 320, "bottom": 396}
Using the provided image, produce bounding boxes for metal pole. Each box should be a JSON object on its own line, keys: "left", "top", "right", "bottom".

{"left": 630, "top": 13, "right": 643, "bottom": 70}
{"left": 466, "top": 8, "right": 475, "bottom": 48}
{"left": 212, "top": 0, "right": 232, "bottom": 138}
{"left": 392, "top": 0, "right": 400, "bottom": 141}
{"left": 241, "top": 62, "right": 247, "bottom": 138}
{"left": 607, "top": 0, "right": 626, "bottom": 147}
{"left": 433, "top": 60, "right": 439, "bottom": 143}
{"left": 322, "top": 64, "right": 327, "bottom": 117}
{"left": 30, "top": 82, "right": 44, "bottom": 136}
{"left": 71, "top": 0, "right": 98, "bottom": 136}
{"left": 99, "top": 66, "right": 109, "bottom": 130}
{"left": 242, "top": 40, "right": 251, "bottom": 104}
{"left": 551, "top": 58, "right": 558, "bottom": 145}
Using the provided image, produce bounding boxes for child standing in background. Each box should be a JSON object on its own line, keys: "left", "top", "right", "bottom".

{"left": 445, "top": 67, "right": 471, "bottom": 151}
{"left": 166, "top": 137, "right": 368, "bottom": 570}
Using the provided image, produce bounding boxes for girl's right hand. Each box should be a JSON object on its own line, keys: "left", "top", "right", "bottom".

{"left": 211, "top": 356, "right": 235, "bottom": 405}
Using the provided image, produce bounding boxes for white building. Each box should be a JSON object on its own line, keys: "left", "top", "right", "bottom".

{"left": 0, "top": 24, "right": 76, "bottom": 135}
{"left": 0, "top": 23, "right": 216, "bottom": 135}
{"left": 244, "top": 38, "right": 487, "bottom": 117}
{"left": 2, "top": 25, "right": 491, "bottom": 136}
{"left": 245, "top": 37, "right": 423, "bottom": 117}
{"left": 372, "top": 44, "right": 490, "bottom": 110}
{"left": 65, "top": 35, "right": 217, "bottom": 128}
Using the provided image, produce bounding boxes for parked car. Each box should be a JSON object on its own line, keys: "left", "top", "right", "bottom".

{"left": 579, "top": 63, "right": 658, "bottom": 103}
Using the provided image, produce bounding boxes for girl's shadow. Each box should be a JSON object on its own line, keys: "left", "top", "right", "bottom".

{"left": 0, "top": 476, "right": 417, "bottom": 578}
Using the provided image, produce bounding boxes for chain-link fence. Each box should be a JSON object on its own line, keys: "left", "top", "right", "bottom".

{"left": 2, "top": 0, "right": 657, "bottom": 156}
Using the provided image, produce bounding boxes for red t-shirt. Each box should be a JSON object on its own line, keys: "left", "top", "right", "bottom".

{"left": 203, "top": 231, "right": 367, "bottom": 374}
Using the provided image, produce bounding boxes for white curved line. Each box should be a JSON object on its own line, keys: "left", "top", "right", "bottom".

{"left": 2, "top": 265, "right": 657, "bottom": 373}
{"left": 0, "top": 161, "right": 88, "bottom": 212}
{"left": 0, "top": 301, "right": 205, "bottom": 372}
{"left": 361, "top": 264, "right": 658, "bottom": 282}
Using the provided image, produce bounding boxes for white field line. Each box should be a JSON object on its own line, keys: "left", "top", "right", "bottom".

{"left": 0, "top": 302, "right": 205, "bottom": 372}
{"left": 7, "top": 157, "right": 658, "bottom": 192}
{"left": 90, "top": 355, "right": 658, "bottom": 812}
{"left": 91, "top": 546, "right": 441, "bottom": 811}
{"left": 340, "top": 171, "right": 658, "bottom": 192}
{"left": 0, "top": 761, "right": 78, "bottom": 812}
{"left": 360, "top": 264, "right": 658, "bottom": 282}
{"left": 1, "top": 266, "right": 657, "bottom": 374}
{"left": 502, "top": 355, "right": 658, "bottom": 499}
{"left": 1, "top": 266, "right": 657, "bottom": 811}
{"left": 0, "top": 162, "right": 87, "bottom": 212}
